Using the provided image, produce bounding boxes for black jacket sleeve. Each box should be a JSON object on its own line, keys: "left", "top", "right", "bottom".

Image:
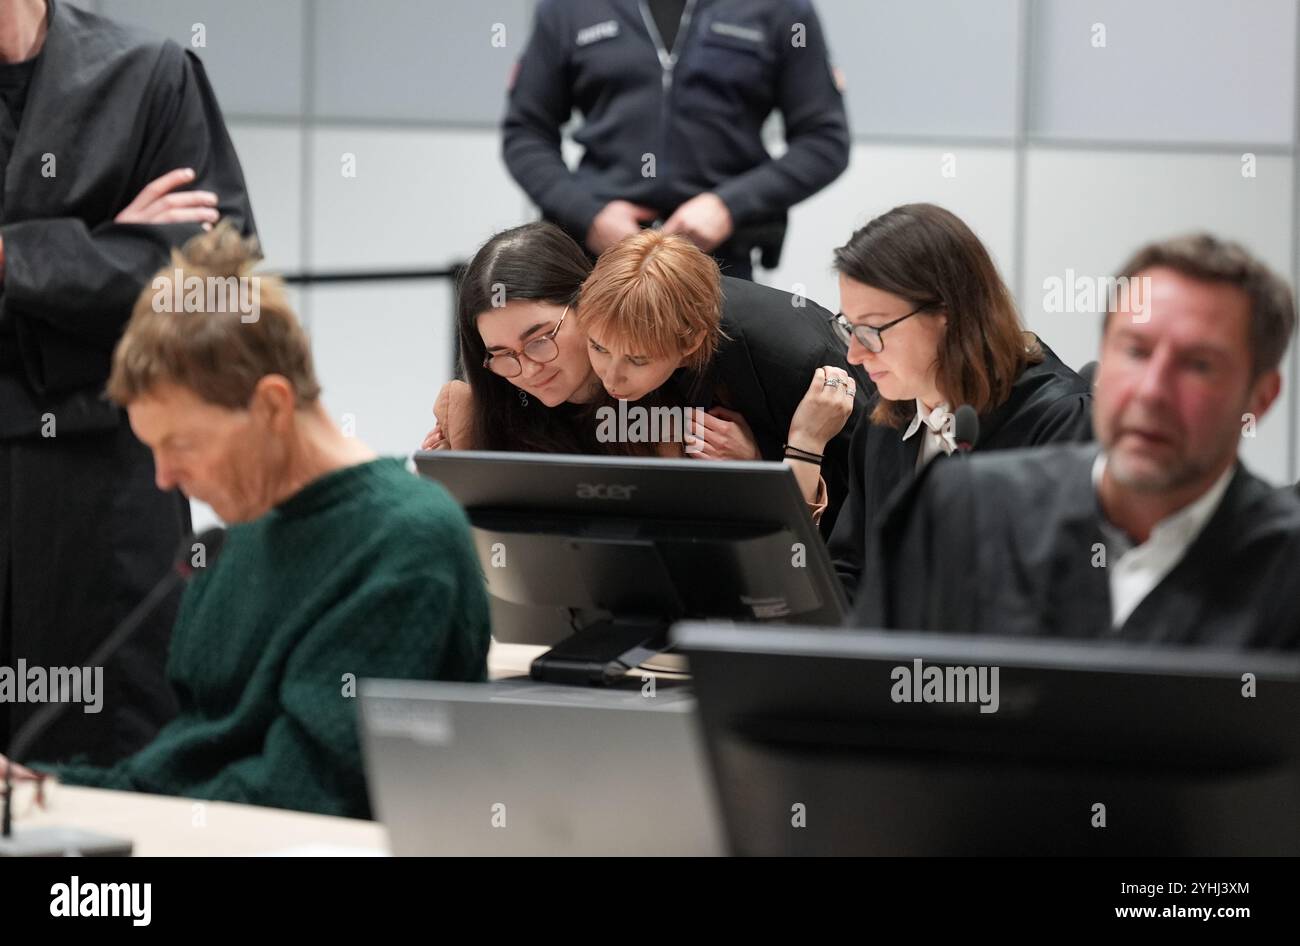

{"left": 502, "top": 1, "right": 605, "bottom": 242}
{"left": 713, "top": 0, "right": 850, "bottom": 224}
{"left": 827, "top": 415, "right": 870, "bottom": 594}
{"left": 1026, "top": 391, "right": 1093, "bottom": 444}
{"left": 726, "top": 281, "right": 868, "bottom": 539}
{"left": 1, "top": 44, "right": 256, "bottom": 395}
{"left": 850, "top": 454, "right": 978, "bottom": 631}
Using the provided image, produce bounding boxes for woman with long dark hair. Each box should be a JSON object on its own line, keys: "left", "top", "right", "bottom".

{"left": 425, "top": 222, "right": 657, "bottom": 456}
{"left": 424, "top": 222, "right": 857, "bottom": 528}
{"left": 827, "top": 202, "right": 1094, "bottom": 601}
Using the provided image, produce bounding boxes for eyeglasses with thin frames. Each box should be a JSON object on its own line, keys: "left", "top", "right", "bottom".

{"left": 482, "top": 305, "right": 570, "bottom": 378}
{"left": 834, "top": 302, "right": 933, "bottom": 353}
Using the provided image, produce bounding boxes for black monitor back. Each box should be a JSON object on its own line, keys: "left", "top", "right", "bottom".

{"left": 416, "top": 452, "right": 847, "bottom": 639}
{"left": 676, "top": 623, "right": 1300, "bottom": 856}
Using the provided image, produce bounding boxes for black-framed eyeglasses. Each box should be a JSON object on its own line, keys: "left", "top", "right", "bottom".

{"left": 835, "top": 303, "right": 933, "bottom": 354}
{"left": 483, "top": 306, "right": 569, "bottom": 378}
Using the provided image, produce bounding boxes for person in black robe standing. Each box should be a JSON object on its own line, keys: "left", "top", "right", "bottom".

{"left": 0, "top": 0, "right": 256, "bottom": 763}
{"left": 826, "top": 203, "right": 1092, "bottom": 602}
{"left": 854, "top": 233, "right": 1300, "bottom": 650}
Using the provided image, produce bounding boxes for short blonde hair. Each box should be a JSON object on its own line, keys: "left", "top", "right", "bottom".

{"left": 575, "top": 230, "right": 723, "bottom": 372}
{"left": 107, "top": 222, "right": 321, "bottom": 408}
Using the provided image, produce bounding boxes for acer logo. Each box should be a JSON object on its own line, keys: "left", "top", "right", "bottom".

{"left": 576, "top": 482, "right": 638, "bottom": 500}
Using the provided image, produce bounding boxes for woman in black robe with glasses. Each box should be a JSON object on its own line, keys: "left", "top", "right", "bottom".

{"left": 827, "top": 203, "right": 1094, "bottom": 604}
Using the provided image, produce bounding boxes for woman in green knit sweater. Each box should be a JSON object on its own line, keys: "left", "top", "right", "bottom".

{"left": 1, "top": 225, "right": 490, "bottom": 819}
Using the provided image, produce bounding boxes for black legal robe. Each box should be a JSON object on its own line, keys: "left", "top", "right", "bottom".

{"left": 668, "top": 276, "right": 871, "bottom": 539}
{"left": 0, "top": 0, "right": 256, "bottom": 763}
{"left": 853, "top": 442, "right": 1300, "bottom": 650}
{"left": 828, "top": 341, "right": 1092, "bottom": 602}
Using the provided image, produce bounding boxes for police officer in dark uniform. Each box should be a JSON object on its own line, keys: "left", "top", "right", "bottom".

{"left": 504, "top": 0, "right": 850, "bottom": 280}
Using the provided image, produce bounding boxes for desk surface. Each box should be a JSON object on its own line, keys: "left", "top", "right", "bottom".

{"left": 15, "top": 641, "right": 665, "bottom": 856}
{"left": 19, "top": 784, "right": 387, "bottom": 856}
{"left": 486, "top": 640, "right": 548, "bottom": 680}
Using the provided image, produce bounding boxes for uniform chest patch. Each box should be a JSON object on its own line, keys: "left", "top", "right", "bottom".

{"left": 576, "top": 20, "right": 620, "bottom": 47}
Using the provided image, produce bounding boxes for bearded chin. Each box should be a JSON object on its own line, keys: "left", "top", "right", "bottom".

{"left": 1109, "top": 436, "right": 1233, "bottom": 495}
{"left": 1108, "top": 452, "right": 1186, "bottom": 493}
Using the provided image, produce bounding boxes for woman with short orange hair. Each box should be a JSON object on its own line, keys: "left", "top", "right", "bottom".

{"left": 574, "top": 229, "right": 868, "bottom": 537}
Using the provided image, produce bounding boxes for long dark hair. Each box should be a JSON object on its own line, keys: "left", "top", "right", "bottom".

{"left": 833, "top": 203, "right": 1041, "bottom": 428}
{"left": 458, "top": 222, "right": 643, "bottom": 454}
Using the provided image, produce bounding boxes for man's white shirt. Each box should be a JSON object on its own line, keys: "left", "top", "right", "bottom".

{"left": 1092, "top": 452, "right": 1234, "bottom": 628}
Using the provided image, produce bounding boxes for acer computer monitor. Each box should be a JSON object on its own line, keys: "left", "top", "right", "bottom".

{"left": 413, "top": 450, "right": 845, "bottom": 685}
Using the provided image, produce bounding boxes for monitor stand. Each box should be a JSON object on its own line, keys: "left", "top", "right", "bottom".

{"left": 530, "top": 617, "right": 672, "bottom": 686}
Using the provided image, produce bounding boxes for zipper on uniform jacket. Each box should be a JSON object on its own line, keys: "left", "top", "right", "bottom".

{"left": 638, "top": 0, "right": 697, "bottom": 198}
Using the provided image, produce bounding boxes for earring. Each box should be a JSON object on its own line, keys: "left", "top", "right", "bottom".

{"left": 518, "top": 389, "right": 529, "bottom": 408}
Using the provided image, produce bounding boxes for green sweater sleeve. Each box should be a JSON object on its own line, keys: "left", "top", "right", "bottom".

{"left": 48, "top": 545, "right": 489, "bottom": 818}
{"left": 175, "top": 558, "right": 481, "bottom": 818}
{"left": 40, "top": 758, "right": 137, "bottom": 792}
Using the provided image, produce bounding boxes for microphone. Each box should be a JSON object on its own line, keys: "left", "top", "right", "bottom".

{"left": 0, "top": 527, "right": 226, "bottom": 856}
{"left": 954, "top": 405, "right": 979, "bottom": 454}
